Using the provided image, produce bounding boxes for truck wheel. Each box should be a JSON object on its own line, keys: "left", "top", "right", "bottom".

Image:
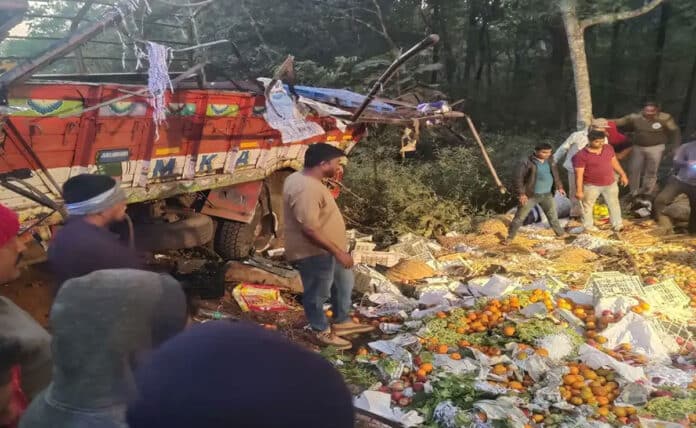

{"left": 214, "top": 204, "right": 275, "bottom": 260}
{"left": 133, "top": 212, "right": 214, "bottom": 251}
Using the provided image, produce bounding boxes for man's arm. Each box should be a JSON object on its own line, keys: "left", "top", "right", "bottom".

{"left": 673, "top": 144, "right": 689, "bottom": 169}
{"left": 664, "top": 114, "right": 682, "bottom": 150}
{"left": 514, "top": 159, "right": 529, "bottom": 205}
{"left": 553, "top": 133, "right": 576, "bottom": 163}
{"left": 550, "top": 161, "right": 565, "bottom": 194}
{"left": 574, "top": 167, "right": 585, "bottom": 199}
{"left": 611, "top": 156, "right": 629, "bottom": 186}
{"left": 611, "top": 114, "right": 633, "bottom": 130}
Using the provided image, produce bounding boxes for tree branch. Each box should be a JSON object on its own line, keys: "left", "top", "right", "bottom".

{"left": 580, "top": 0, "right": 664, "bottom": 30}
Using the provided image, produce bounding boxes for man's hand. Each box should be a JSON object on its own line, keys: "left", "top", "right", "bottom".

{"left": 335, "top": 251, "right": 354, "bottom": 269}
{"left": 518, "top": 195, "right": 528, "bottom": 206}
{"left": 575, "top": 190, "right": 584, "bottom": 201}
{"left": 557, "top": 189, "right": 566, "bottom": 197}
{"left": 619, "top": 174, "right": 629, "bottom": 186}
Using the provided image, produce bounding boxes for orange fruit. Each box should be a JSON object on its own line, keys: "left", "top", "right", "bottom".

{"left": 563, "top": 374, "right": 577, "bottom": 385}
{"left": 596, "top": 336, "right": 607, "bottom": 344}
{"left": 613, "top": 407, "right": 627, "bottom": 418}
{"left": 597, "top": 406, "right": 610, "bottom": 417}
{"left": 417, "top": 368, "right": 427, "bottom": 377}
{"left": 596, "top": 396, "right": 610, "bottom": 406}
{"left": 532, "top": 414, "right": 544, "bottom": 423}
{"left": 569, "top": 366, "right": 580, "bottom": 375}
{"left": 606, "top": 381, "right": 619, "bottom": 391}
{"left": 581, "top": 369, "right": 598, "bottom": 380}
{"left": 570, "top": 397, "right": 583, "bottom": 406}
{"left": 535, "top": 348, "right": 549, "bottom": 357}
{"left": 325, "top": 309, "right": 334, "bottom": 318}
{"left": 456, "top": 327, "right": 466, "bottom": 334}
{"left": 450, "top": 352, "right": 462, "bottom": 360}
{"left": 631, "top": 306, "right": 644, "bottom": 314}
{"left": 458, "top": 340, "right": 471, "bottom": 348}
{"left": 503, "top": 326, "right": 516, "bottom": 336}
{"left": 640, "top": 301, "right": 650, "bottom": 310}
{"left": 620, "top": 343, "right": 632, "bottom": 352}
{"left": 437, "top": 344, "right": 448, "bottom": 354}
{"left": 492, "top": 364, "right": 508, "bottom": 376}
{"left": 356, "top": 347, "right": 369, "bottom": 356}
{"left": 572, "top": 381, "right": 586, "bottom": 390}
{"left": 508, "top": 381, "right": 523, "bottom": 391}
{"left": 436, "top": 311, "right": 447, "bottom": 319}
{"left": 420, "top": 363, "right": 433, "bottom": 373}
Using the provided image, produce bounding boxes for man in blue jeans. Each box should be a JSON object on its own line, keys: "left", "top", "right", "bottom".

{"left": 505, "top": 143, "right": 569, "bottom": 244}
{"left": 283, "top": 143, "right": 374, "bottom": 349}
{"left": 573, "top": 129, "right": 629, "bottom": 232}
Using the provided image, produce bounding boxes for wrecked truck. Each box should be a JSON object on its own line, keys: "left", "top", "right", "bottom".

{"left": 0, "top": 1, "right": 476, "bottom": 261}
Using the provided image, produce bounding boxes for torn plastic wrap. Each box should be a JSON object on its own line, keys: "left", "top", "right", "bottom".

{"left": 646, "top": 364, "right": 696, "bottom": 388}
{"left": 473, "top": 396, "right": 528, "bottom": 428}
{"left": 353, "top": 265, "right": 404, "bottom": 295}
{"left": 578, "top": 344, "right": 646, "bottom": 383}
{"left": 358, "top": 292, "right": 418, "bottom": 318}
{"left": 615, "top": 382, "right": 650, "bottom": 406}
{"left": 354, "top": 391, "right": 425, "bottom": 428}
{"left": 368, "top": 334, "right": 420, "bottom": 356}
{"left": 432, "top": 354, "right": 479, "bottom": 375}
{"left": 432, "top": 401, "right": 469, "bottom": 428}
{"left": 600, "top": 312, "right": 671, "bottom": 363}
{"left": 536, "top": 334, "right": 576, "bottom": 362}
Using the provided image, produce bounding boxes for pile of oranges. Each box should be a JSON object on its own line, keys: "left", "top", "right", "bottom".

{"left": 486, "top": 363, "right": 532, "bottom": 392}
{"left": 559, "top": 363, "right": 638, "bottom": 424}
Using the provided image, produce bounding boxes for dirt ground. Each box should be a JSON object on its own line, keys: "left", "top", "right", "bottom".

{"left": 1, "top": 264, "right": 54, "bottom": 327}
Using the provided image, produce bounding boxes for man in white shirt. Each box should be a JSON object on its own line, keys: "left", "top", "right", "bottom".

{"left": 554, "top": 119, "right": 610, "bottom": 217}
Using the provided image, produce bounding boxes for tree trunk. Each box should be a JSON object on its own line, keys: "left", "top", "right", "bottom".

{"left": 463, "top": 0, "right": 481, "bottom": 82}
{"left": 605, "top": 20, "right": 622, "bottom": 117}
{"left": 432, "top": 0, "right": 455, "bottom": 85}
{"left": 646, "top": 3, "right": 670, "bottom": 98}
{"left": 559, "top": 0, "right": 592, "bottom": 127}
{"left": 558, "top": 0, "right": 664, "bottom": 128}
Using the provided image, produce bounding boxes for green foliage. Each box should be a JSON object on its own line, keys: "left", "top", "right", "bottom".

{"left": 412, "top": 373, "right": 480, "bottom": 422}
{"left": 642, "top": 395, "right": 696, "bottom": 422}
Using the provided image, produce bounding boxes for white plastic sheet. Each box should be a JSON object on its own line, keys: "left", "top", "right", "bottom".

{"left": 600, "top": 312, "right": 671, "bottom": 363}
{"left": 354, "top": 391, "right": 425, "bottom": 427}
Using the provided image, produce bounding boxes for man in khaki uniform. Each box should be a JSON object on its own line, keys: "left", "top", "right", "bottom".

{"left": 283, "top": 143, "right": 374, "bottom": 349}
{"left": 614, "top": 101, "right": 681, "bottom": 197}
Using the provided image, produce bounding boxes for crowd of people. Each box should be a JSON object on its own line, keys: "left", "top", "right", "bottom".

{"left": 1, "top": 100, "right": 695, "bottom": 427}
{"left": 506, "top": 101, "right": 695, "bottom": 242}
{"left": 0, "top": 143, "right": 368, "bottom": 427}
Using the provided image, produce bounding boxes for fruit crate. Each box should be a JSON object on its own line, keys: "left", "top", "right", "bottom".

{"left": 588, "top": 271, "right": 645, "bottom": 300}
{"left": 643, "top": 278, "right": 690, "bottom": 310}
{"left": 352, "top": 250, "right": 402, "bottom": 268}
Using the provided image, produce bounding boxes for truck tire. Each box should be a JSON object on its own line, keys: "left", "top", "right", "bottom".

{"left": 133, "top": 212, "right": 214, "bottom": 251}
{"left": 214, "top": 202, "right": 275, "bottom": 260}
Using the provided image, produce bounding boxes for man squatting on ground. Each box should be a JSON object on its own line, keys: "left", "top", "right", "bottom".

{"left": 283, "top": 143, "right": 375, "bottom": 349}
{"left": 573, "top": 130, "right": 629, "bottom": 232}
{"left": 506, "top": 143, "right": 569, "bottom": 243}
{"left": 654, "top": 140, "right": 696, "bottom": 235}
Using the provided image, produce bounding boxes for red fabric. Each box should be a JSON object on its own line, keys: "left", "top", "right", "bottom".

{"left": 606, "top": 121, "right": 627, "bottom": 145}
{"left": 572, "top": 145, "right": 616, "bottom": 186}
{"left": 0, "top": 204, "right": 19, "bottom": 249}
{"left": 2, "top": 366, "right": 27, "bottom": 428}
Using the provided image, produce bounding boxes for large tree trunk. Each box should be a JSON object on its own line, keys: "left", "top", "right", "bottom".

{"left": 559, "top": 0, "right": 592, "bottom": 127}
{"left": 558, "top": 0, "right": 664, "bottom": 128}
{"left": 646, "top": 3, "right": 670, "bottom": 98}
{"left": 432, "top": 0, "right": 455, "bottom": 85}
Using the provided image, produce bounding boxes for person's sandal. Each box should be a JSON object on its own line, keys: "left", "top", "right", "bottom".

{"left": 316, "top": 329, "right": 352, "bottom": 350}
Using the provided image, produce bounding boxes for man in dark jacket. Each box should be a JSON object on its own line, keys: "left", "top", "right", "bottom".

{"left": 47, "top": 174, "right": 142, "bottom": 289}
{"left": 505, "top": 143, "right": 568, "bottom": 243}
{"left": 613, "top": 101, "right": 681, "bottom": 196}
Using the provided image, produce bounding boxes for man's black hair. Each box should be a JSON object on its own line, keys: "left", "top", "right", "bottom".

{"left": 644, "top": 100, "right": 660, "bottom": 108}
{"left": 304, "top": 143, "right": 345, "bottom": 168}
{"left": 588, "top": 129, "right": 606, "bottom": 142}
{"left": 534, "top": 143, "right": 553, "bottom": 151}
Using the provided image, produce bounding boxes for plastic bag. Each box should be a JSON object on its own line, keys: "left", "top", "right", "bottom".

{"left": 231, "top": 284, "right": 289, "bottom": 312}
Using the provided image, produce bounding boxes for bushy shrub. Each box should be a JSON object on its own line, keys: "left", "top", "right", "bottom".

{"left": 339, "top": 126, "right": 565, "bottom": 241}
